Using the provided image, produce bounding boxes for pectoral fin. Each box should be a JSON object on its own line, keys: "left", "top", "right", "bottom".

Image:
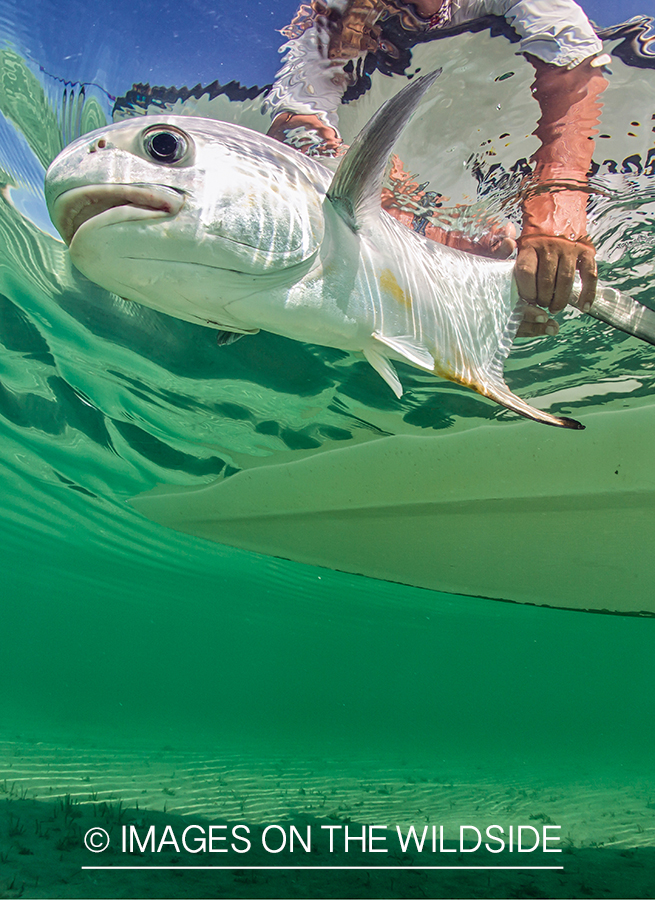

{"left": 216, "top": 330, "right": 245, "bottom": 346}
{"left": 364, "top": 348, "right": 403, "bottom": 398}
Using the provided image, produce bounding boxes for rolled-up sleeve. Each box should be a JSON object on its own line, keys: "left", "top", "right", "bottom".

{"left": 453, "top": 0, "right": 604, "bottom": 67}
{"left": 264, "top": 27, "right": 354, "bottom": 128}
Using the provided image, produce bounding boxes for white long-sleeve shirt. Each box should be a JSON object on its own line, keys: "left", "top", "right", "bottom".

{"left": 266, "top": 0, "right": 604, "bottom": 129}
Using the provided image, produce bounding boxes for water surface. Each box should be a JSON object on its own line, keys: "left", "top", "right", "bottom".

{"left": 0, "top": 5, "right": 655, "bottom": 897}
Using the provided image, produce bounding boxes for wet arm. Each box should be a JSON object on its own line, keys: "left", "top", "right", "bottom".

{"left": 515, "top": 55, "right": 608, "bottom": 317}
{"left": 266, "top": 6, "right": 365, "bottom": 156}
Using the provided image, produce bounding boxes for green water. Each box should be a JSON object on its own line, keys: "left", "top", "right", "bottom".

{"left": 0, "top": 33, "right": 655, "bottom": 899}
{"left": 3, "top": 499, "right": 655, "bottom": 771}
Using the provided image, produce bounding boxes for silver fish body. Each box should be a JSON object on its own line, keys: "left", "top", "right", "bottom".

{"left": 44, "top": 74, "right": 655, "bottom": 429}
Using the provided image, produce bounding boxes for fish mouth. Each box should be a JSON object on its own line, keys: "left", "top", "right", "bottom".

{"left": 51, "top": 184, "right": 186, "bottom": 244}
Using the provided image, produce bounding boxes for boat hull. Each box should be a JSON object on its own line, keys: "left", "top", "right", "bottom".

{"left": 131, "top": 402, "right": 655, "bottom": 616}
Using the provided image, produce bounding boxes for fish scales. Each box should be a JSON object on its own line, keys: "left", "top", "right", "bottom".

{"left": 44, "top": 72, "right": 655, "bottom": 429}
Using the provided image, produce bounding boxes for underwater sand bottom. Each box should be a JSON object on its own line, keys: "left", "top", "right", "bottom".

{"left": 1, "top": 737, "right": 655, "bottom": 898}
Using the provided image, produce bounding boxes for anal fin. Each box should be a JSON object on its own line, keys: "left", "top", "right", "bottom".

{"left": 372, "top": 332, "right": 435, "bottom": 370}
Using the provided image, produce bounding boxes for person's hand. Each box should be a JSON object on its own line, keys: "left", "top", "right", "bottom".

{"left": 267, "top": 113, "right": 345, "bottom": 157}
{"left": 515, "top": 303, "right": 560, "bottom": 338}
{"left": 465, "top": 226, "right": 561, "bottom": 338}
{"left": 515, "top": 234, "right": 597, "bottom": 317}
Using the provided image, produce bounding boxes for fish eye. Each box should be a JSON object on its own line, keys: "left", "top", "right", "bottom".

{"left": 143, "top": 128, "right": 189, "bottom": 164}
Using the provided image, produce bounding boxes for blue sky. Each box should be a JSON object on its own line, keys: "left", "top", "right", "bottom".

{"left": 5, "top": 0, "right": 653, "bottom": 97}
{"left": 583, "top": 0, "right": 651, "bottom": 24}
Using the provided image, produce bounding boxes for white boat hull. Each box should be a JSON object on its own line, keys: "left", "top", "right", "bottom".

{"left": 131, "top": 402, "right": 655, "bottom": 616}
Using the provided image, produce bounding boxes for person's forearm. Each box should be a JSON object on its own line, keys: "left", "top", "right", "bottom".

{"left": 521, "top": 55, "right": 608, "bottom": 241}
{"left": 265, "top": 24, "right": 351, "bottom": 133}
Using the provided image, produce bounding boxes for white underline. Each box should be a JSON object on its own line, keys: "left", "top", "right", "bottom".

{"left": 82, "top": 865, "right": 564, "bottom": 871}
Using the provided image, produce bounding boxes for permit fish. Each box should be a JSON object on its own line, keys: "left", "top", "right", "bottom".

{"left": 44, "top": 72, "right": 655, "bottom": 429}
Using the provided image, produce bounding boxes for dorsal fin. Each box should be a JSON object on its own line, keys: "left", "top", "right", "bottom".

{"left": 327, "top": 69, "right": 441, "bottom": 232}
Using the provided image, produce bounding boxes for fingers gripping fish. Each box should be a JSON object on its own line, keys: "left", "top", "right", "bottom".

{"left": 44, "top": 72, "right": 655, "bottom": 429}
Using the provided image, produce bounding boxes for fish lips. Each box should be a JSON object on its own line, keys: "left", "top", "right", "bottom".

{"left": 50, "top": 184, "right": 186, "bottom": 245}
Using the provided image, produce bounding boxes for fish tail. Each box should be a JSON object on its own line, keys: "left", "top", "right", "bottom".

{"left": 574, "top": 278, "right": 655, "bottom": 346}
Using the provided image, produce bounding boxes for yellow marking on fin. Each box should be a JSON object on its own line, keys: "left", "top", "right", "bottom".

{"left": 379, "top": 268, "right": 412, "bottom": 309}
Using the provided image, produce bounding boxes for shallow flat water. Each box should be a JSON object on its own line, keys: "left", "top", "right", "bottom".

{"left": 1, "top": 3, "right": 655, "bottom": 897}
